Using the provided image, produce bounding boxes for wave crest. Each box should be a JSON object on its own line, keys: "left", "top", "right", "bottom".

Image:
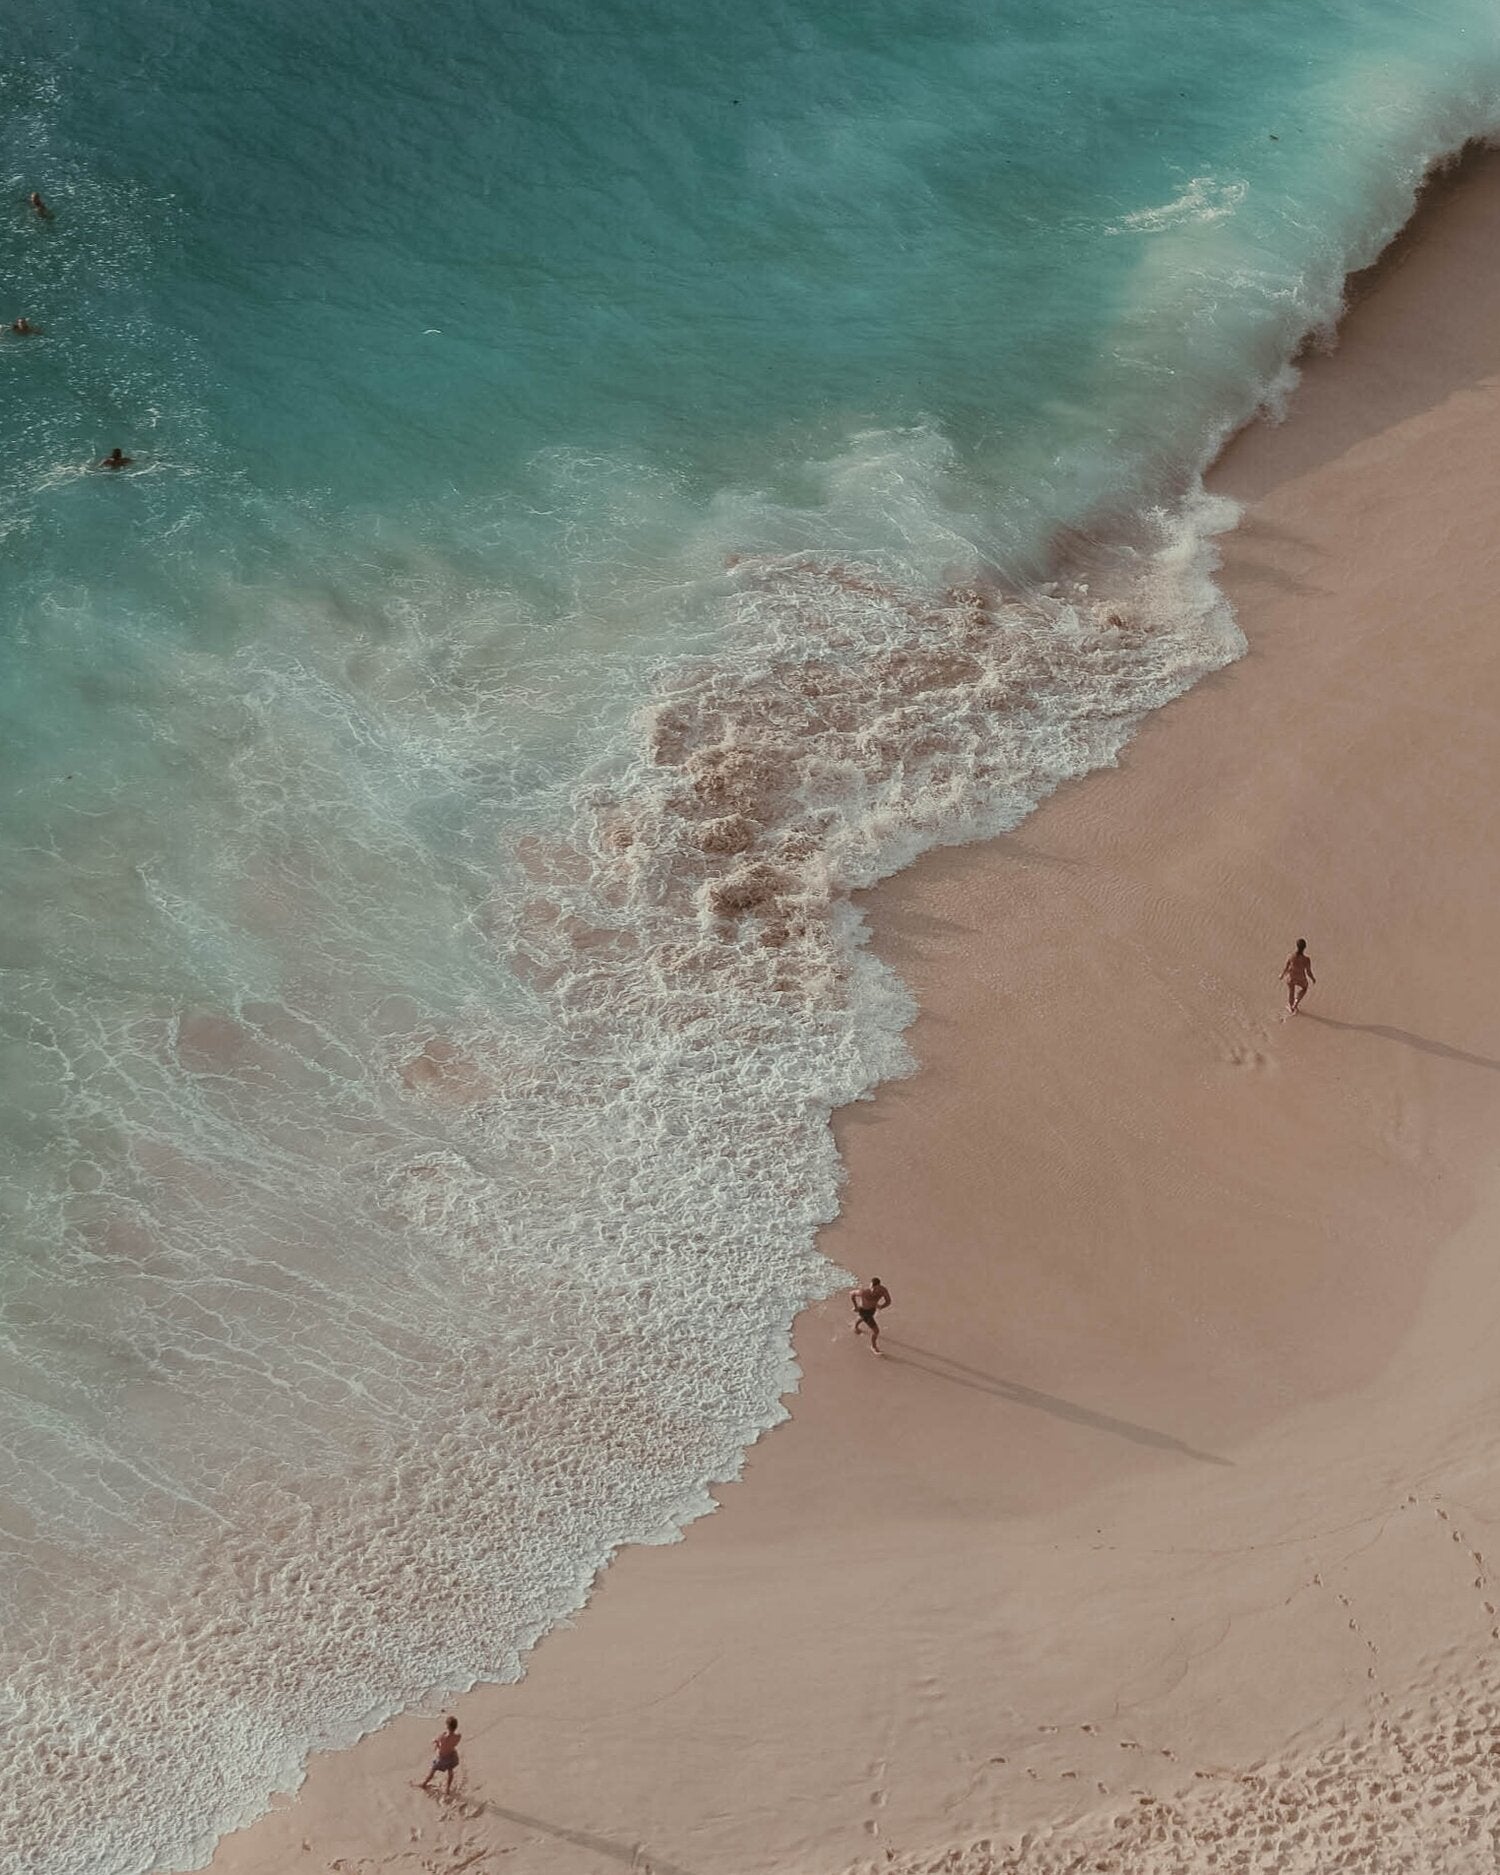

{"left": 503, "top": 496, "right": 1242, "bottom": 1022}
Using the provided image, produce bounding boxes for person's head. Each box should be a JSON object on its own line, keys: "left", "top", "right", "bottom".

{"left": 445, "top": 1715, "right": 458, "bottom": 1733}
{"left": 108, "top": 447, "right": 124, "bottom": 462}
{"left": 1295, "top": 938, "right": 1306, "bottom": 953}
{"left": 870, "top": 1276, "right": 881, "bottom": 1287}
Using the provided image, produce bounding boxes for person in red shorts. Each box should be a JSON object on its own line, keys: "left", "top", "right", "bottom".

{"left": 419, "top": 1715, "right": 462, "bottom": 1794}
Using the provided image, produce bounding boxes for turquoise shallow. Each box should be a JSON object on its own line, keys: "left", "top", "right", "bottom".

{"left": 1, "top": 3, "right": 1498, "bottom": 1869}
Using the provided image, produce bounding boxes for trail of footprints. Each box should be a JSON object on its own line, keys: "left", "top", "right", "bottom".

{"left": 872, "top": 1688, "right": 1500, "bottom": 1875}
{"left": 1432, "top": 1500, "right": 1500, "bottom": 1642}
{"left": 1309, "top": 1569, "right": 1387, "bottom": 1702}
{"left": 866, "top": 1758, "right": 890, "bottom": 1836}
{"left": 866, "top": 1495, "right": 1500, "bottom": 1875}
{"left": 988, "top": 1719, "right": 1179, "bottom": 1802}
{"left": 986, "top": 1496, "right": 1499, "bottom": 1803}
{"left": 319, "top": 1794, "right": 514, "bottom": 1875}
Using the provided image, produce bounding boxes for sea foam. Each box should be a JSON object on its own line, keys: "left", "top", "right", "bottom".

{"left": 0, "top": 463, "right": 1242, "bottom": 1875}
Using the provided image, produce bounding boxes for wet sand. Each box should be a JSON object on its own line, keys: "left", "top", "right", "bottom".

{"left": 208, "top": 149, "right": 1500, "bottom": 1875}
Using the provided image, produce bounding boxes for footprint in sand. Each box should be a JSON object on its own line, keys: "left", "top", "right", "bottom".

{"left": 865, "top": 1760, "right": 889, "bottom": 1834}
{"left": 1225, "top": 1044, "right": 1272, "bottom": 1071}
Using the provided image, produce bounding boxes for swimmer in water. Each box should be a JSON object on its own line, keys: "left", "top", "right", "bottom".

{"left": 418, "top": 1716, "right": 462, "bottom": 1795}
{"left": 97, "top": 447, "right": 133, "bottom": 471}
{"left": 1280, "top": 937, "right": 1315, "bottom": 1016}
{"left": 9, "top": 317, "right": 38, "bottom": 336}
{"left": 850, "top": 1276, "right": 892, "bottom": 1354}
{"left": 28, "top": 192, "right": 52, "bottom": 220}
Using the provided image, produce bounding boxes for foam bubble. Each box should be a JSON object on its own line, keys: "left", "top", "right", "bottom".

{"left": 1109, "top": 175, "right": 1249, "bottom": 235}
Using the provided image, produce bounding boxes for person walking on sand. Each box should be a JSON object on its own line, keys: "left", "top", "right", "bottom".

{"left": 1280, "top": 937, "right": 1315, "bottom": 1016}
{"left": 419, "top": 1716, "right": 462, "bottom": 1794}
{"left": 851, "top": 1276, "right": 892, "bottom": 1354}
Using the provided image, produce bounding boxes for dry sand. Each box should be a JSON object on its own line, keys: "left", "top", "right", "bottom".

{"left": 209, "top": 150, "right": 1500, "bottom": 1875}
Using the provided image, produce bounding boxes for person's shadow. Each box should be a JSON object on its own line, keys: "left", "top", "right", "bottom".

{"left": 460, "top": 1797, "right": 697, "bottom": 1874}
{"left": 1300, "top": 1014, "right": 1500, "bottom": 1071}
{"left": 887, "top": 1344, "right": 1232, "bottom": 1466}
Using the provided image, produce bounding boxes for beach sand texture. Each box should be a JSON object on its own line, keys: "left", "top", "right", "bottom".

{"left": 208, "top": 150, "right": 1500, "bottom": 1875}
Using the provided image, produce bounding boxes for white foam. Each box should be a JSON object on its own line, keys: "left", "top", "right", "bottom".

{"left": 1109, "top": 175, "right": 1249, "bottom": 235}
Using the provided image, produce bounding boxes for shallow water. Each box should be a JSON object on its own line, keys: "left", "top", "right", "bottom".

{"left": 1, "top": 2, "right": 1498, "bottom": 1869}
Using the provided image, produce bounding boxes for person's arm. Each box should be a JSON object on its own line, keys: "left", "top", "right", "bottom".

{"left": 876, "top": 1289, "right": 892, "bottom": 1310}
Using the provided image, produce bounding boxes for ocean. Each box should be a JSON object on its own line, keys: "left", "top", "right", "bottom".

{"left": 1, "top": 2, "right": 1497, "bottom": 1868}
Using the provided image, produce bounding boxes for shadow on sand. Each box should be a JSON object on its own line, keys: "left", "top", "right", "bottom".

{"left": 887, "top": 1344, "right": 1232, "bottom": 1467}
{"left": 1302, "top": 1014, "right": 1500, "bottom": 1072}
{"left": 462, "top": 1799, "right": 697, "bottom": 1874}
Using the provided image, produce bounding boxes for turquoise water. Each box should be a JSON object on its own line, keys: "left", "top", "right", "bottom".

{"left": 2, "top": 2, "right": 1498, "bottom": 1869}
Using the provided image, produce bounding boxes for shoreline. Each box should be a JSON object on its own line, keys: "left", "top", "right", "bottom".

{"left": 207, "top": 148, "right": 1500, "bottom": 1875}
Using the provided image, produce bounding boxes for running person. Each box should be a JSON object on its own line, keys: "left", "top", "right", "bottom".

{"left": 850, "top": 1277, "right": 892, "bottom": 1354}
{"left": 1280, "top": 937, "right": 1315, "bottom": 1016}
{"left": 419, "top": 1716, "right": 462, "bottom": 1794}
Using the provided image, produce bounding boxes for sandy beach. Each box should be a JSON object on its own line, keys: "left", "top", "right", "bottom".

{"left": 208, "top": 149, "right": 1500, "bottom": 1875}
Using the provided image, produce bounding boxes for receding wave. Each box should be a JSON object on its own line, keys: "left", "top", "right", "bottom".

{"left": 0, "top": 479, "right": 1242, "bottom": 1875}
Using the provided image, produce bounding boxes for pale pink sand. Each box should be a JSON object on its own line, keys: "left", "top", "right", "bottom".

{"left": 208, "top": 152, "right": 1500, "bottom": 1875}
